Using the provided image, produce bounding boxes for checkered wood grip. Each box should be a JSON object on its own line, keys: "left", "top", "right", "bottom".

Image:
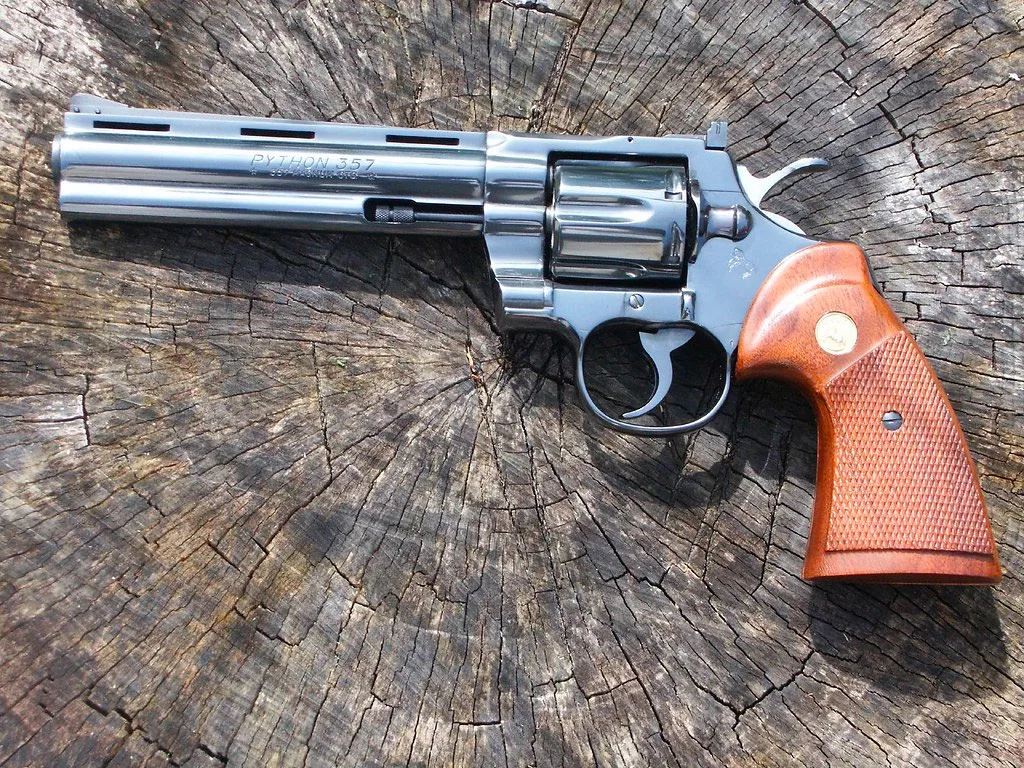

{"left": 736, "top": 242, "right": 1000, "bottom": 583}
{"left": 824, "top": 332, "right": 993, "bottom": 556}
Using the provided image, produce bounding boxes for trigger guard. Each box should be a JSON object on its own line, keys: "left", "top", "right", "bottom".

{"left": 575, "top": 329, "right": 732, "bottom": 437}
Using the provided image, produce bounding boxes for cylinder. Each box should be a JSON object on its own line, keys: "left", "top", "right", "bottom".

{"left": 548, "top": 162, "right": 690, "bottom": 284}
{"left": 53, "top": 116, "right": 488, "bottom": 236}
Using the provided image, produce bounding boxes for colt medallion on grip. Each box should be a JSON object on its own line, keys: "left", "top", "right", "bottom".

{"left": 736, "top": 243, "right": 999, "bottom": 583}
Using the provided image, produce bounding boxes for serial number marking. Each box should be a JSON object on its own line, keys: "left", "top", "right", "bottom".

{"left": 249, "top": 153, "right": 377, "bottom": 179}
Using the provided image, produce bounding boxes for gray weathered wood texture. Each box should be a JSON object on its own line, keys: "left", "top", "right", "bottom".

{"left": 1, "top": 1, "right": 1022, "bottom": 766}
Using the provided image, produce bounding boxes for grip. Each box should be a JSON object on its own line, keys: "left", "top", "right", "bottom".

{"left": 736, "top": 243, "right": 999, "bottom": 583}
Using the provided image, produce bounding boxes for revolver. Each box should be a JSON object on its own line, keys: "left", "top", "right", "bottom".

{"left": 50, "top": 94, "right": 1000, "bottom": 583}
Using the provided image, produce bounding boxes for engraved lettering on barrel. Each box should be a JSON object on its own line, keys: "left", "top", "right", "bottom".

{"left": 248, "top": 153, "right": 377, "bottom": 179}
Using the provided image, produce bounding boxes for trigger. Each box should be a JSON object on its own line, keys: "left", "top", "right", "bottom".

{"left": 622, "top": 327, "right": 695, "bottom": 419}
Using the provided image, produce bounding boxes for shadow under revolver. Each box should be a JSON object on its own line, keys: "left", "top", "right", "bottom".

{"left": 808, "top": 583, "right": 1009, "bottom": 702}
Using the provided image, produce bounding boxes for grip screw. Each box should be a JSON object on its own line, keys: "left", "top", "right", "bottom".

{"left": 628, "top": 294, "right": 644, "bottom": 309}
{"left": 882, "top": 410, "right": 903, "bottom": 431}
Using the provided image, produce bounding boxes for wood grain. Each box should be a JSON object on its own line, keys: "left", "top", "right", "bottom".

{"left": 736, "top": 243, "right": 1000, "bottom": 583}
{"left": 1, "top": 1, "right": 1022, "bottom": 766}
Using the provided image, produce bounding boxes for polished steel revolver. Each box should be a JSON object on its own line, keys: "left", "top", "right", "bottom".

{"left": 51, "top": 94, "right": 1001, "bottom": 583}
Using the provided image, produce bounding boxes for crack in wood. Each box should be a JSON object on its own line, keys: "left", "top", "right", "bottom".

{"left": 1, "top": 0, "right": 1022, "bottom": 765}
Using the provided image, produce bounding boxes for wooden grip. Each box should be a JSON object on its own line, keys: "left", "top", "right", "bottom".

{"left": 736, "top": 243, "right": 1000, "bottom": 583}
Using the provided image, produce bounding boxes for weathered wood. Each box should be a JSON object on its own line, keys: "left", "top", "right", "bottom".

{"left": 1, "top": 1, "right": 1022, "bottom": 766}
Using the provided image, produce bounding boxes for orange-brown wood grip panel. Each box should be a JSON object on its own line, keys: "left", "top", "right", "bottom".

{"left": 736, "top": 242, "right": 1000, "bottom": 583}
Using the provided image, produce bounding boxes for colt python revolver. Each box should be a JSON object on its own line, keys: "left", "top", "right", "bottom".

{"left": 50, "top": 94, "right": 1000, "bottom": 583}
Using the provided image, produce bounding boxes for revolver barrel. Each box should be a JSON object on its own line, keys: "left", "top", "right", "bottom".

{"left": 52, "top": 95, "right": 486, "bottom": 235}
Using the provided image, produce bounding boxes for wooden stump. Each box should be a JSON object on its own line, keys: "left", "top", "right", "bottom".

{"left": 1, "top": 2, "right": 1022, "bottom": 765}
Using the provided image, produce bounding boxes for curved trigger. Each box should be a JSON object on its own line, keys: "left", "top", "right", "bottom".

{"left": 622, "top": 327, "right": 695, "bottom": 419}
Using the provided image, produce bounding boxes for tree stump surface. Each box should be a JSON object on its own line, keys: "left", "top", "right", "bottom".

{"left": 1, "top": 2, "right": 1022, "bottom": 766}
